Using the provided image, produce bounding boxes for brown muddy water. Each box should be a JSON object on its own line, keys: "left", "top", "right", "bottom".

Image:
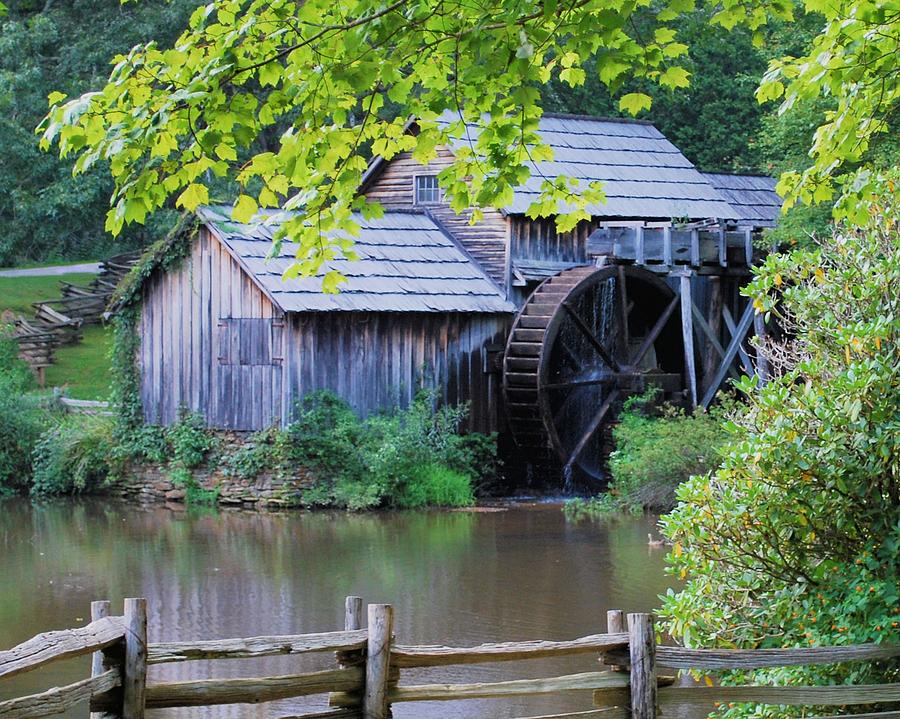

{"left": 0, "top": 498, "right": 676, "bottom": 719}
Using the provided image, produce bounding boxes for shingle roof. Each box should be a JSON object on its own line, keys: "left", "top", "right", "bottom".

{"left": 701, "top": 172, "right": 783, "bottom": 227}
{"left": 437, "top": 113, "right": 736, "bottom": 220}
{"left": 197, "top": 206, "right": 515, "bottom": 314}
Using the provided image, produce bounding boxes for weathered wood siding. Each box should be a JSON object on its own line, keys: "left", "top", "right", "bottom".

{"left": 510, "top": 216, "right": 602, "bottom": 265}
{"left": 362, "top": 148, "right": 510, "bottom": 286}
{"left": 139, "top": 229, "right": 285, "bottom": 430}
{"left": 283, "top": 312, "right": 510, "bottom": 433}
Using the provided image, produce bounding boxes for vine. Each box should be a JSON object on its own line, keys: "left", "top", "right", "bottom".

{"left": 108, "top": 212, "right": 198, "bottom": 430}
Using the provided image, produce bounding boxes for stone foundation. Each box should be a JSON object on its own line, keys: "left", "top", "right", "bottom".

{"left": 110, "top": 432, "right": 314, "bottom": 508}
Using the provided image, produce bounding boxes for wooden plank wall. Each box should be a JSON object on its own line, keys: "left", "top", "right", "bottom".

{"left": 510, "top": 216, "right": 602, "bottom": 265}
{"left": 283, "top": 312, "right": 510, "bottom": 434}
{"left": 139, "top": 229, "right": 285, "bottom": 430}
{"left": 362, "top": 148, "right": 509, "bottom": 286}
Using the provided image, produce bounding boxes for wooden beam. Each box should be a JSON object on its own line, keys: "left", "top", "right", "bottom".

{"left": 679, "top": 274, "right": 697, "bottom": 408}
{"left": 0, "top": 670, "right": 120, "bottom": 719}
{"left": 0, "top": 617, "right": 125, "bottom": 681}
{"left": 562, "top": 302, "right": 621, "bottom": 372}
{"left": 392, "top": 633, "right": 630, "bottom": 668}
{"left": 662, "top": 227, "right": 672, "bottom": 266}
{"left": 389, "top": 671, "right": 628, "bottom": 703}
{"left": 722, "top": 306, "right": 755, "bottom": 376}
{"left": 630, "top": 295, "right": 679, "bottom": 369}
{"left": 659, "top": 682, "right": 900, "bottom": 709}
{"left": 148, "top": 630, "right": 368, "bottom": 664}
{"left": 690, "top": 302, "right": 739, "bottom": 383}
{"left": 718, "top": 224, "right": 727, "bottom": 267}
{"left": 744, "top": 227, "right": 753, "bottom": 266}
{"left": 700, "top": 302, "right": 756, "bottom": 409}
{"left": 90, "top": 601, "right": 118, "bottom": 719}
{"left": 566, "top": 390, "right": 620, "bottom": 469}
{"left": 690, "top": 229, "right": 700, "bottom": 266}
{"left": 635, "top": 226, "right": 645, "bottom": 266}
{"left": 656, "top": 643, "right": 900, "bottom": 669}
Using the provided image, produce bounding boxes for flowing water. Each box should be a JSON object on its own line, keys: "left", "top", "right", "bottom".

{"left": 0, "top": 498, "right": 676, "bottom": 719}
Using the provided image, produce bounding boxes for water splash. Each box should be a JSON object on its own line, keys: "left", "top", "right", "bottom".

{"left": 562, "top": 463, "right": 574, "bottom": 495}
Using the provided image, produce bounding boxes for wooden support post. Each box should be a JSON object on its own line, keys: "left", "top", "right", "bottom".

{"left": 607, "top": 610, "right": 626, "bottom": 673}
{"left": 700, "top": 301, "right": 756, "bottom": 409}
{"left": 635, "top": 226, "right": 645, "bottom": 266}
{"left": 702, "top": 277, "right": 723, "bottom": 394}
{"left": 744, "top": 227, "right": 754, "bottom": 266}
{"left": 122, "top": 598, "right": 147, "bottom": 719}
{"left": 718, "top": 224, "right": 727, "bottom": 267}
{"left": 90, "top": 601, "right": 115, "bottom": 719}
{"left": 345, "top": 596, "right": 363, "bottom": 632}
{"left": 628, "top": 613, "right": 656, "bottom": 719}
{"left": 679, "top": 273, "right": 697, "bottom": 409}
{"left": 753, "top": 312, "right": 770, "bottom": 385}
{"left": 690, "top": 229, "right": 700, "bottom": 267}
{"left": 662, "top": 227, "right": 673, "bottom": 266}
{"left": 722, "top": 306, "right": 755, "bottom": 376}
{"left": 363, "top": 604, "right": 393, "bottom": 719}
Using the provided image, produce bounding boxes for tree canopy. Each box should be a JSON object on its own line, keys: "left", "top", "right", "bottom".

{"left": 36, "top": 0, "right": 900, "bottom": 282}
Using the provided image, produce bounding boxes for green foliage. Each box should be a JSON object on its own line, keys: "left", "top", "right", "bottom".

{"left": 661, "top": 171, "right": 900, "bottom": 714}
{"left": 0, "top": 0, "right": 195, "bottom": 265}
{"left": 0, "top": 333, "right": 51, "bottom": 494}
{"left": 37, "top": 0, "right": 796, "bottom": 286}
{"left": 31, "top": 415, "right": 116, "bottom": 496}
{"left": 393, "top": 464, "right": 474, "bottom": 509}
{"left": 169, "top": 465, "right": 219, "bottom": 505}
{"left": 565, "top": 389, "right": 728, "bottom": 518}
{"left": 230, "top": 390, "right": 486, "bottom": 511}
{"left": 166, "top": 409, "right": 213, "bottom": 469}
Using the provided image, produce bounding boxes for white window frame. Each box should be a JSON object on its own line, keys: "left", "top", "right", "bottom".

{"left": 414, "top": 175, "right": 441, "bottom": 205}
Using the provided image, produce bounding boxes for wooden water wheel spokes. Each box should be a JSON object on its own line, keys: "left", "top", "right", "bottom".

{"left": 503, "top": 265, "right": 687, "bottom": 481}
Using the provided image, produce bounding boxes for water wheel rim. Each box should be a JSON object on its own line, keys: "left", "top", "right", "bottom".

{"left": 538, "top": 265, "right": 681, "bottom": 478}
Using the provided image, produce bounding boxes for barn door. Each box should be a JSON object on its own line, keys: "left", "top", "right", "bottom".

{"left": 213, "top": 318, "right": 284, "bottom": 430}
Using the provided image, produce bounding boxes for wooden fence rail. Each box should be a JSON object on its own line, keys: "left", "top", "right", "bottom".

{"left": 1, "top": 598, "right": 899, "bottom": 719}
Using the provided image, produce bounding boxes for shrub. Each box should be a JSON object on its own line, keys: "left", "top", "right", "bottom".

{"left": 31, "top": 415, "right": 116, "bottom": 496}
{"left": 290, "top": 389, "right": 486, "bottom": 511}
{"left": 661, "top": 171, "right": 900, "bottom": 715}
{"left": 564, "top": 389, "right": 728, "bottom": 518}
{"left": 0, "top": 334, "right": 54, "bottom": 494}
{"left": 166, "top": 409, "right": 213, "bottom": 468}
{"left": 394, "top": 464, "right": 475, "bottom": 509}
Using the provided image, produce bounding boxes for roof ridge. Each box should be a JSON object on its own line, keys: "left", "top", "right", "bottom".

{"left": 541, "top": 111, "right": 655, "bottom": 126}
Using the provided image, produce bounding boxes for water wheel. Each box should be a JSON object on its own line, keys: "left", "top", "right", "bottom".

{"left": 503, "top": 264, "right": 686, "bottom": 481}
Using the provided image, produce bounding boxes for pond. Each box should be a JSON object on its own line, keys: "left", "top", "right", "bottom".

{"left": 0, "top": 498, "right": 675, "bottom": 718}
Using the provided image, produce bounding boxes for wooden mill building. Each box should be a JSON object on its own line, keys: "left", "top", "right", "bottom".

{"left": 126, "top": 113, "right": 781, "bottom": 477}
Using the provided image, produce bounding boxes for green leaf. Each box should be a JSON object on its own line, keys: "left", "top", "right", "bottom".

{"left": 660, "top": 66, "right": 691, "bottom": 89}
{"left": 619, "top": 92, "right": 652, "bottom": 115}
{"left": 175, "top": 183, "right": 209, "bottom": 211}
{"left": 232, "top": 194, "right": 258, "bottom": 223}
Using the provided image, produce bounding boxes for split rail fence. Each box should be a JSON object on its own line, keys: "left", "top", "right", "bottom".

{"left": 1, "top": 598, "right": 899, "bottom": 719}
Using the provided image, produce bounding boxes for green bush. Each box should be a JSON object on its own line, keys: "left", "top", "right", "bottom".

{"left": 285, "top": 389, "right": 484, "bottom": 511}
{"left": 166, "top": 409, "right": 213, "bottom": 469}
{"left": 661, "top": 171, "right": 900, "bottom": 716}
{"left": 0, "top": 334, "right": 54, "bottom": 494}
{"left": 31, "top": 415, "right": 116, "bottom": 496}
{"left": 564, "top": 389, "right": 728, "bottom": 518}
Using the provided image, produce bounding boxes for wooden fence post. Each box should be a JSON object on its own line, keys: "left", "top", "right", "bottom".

{"left": 90, "top": 600, "right": 116, "bottom": 719}
{"left": 345, "top": 596, "right": 363, "bottom": 632}
{"left": 628, "top": 613, "right": 656, "bottom": 719}
{"left": 363, "top": 604, "right": 393, "bottom": 719}
{"left": 606, "top": 610, "right": 626, "bottom": 673}
{"left": 122, "top": 598, "right": 147, "bottom": 719}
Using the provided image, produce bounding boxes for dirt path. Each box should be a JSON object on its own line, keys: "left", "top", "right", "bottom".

{"left": 0, "top": 262, "right": 101, "bottom": 277}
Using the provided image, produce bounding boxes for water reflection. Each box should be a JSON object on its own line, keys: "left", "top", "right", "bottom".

{"left": 0, "top": 498, "right": 674, "bottom": 718}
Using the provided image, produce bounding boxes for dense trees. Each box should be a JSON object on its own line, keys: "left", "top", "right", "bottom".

{"left": 0, "top": 0, "right": 197, "bottom": 264}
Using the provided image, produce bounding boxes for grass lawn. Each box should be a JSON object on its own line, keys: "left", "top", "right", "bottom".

{"left": 0, "top": 274, "right": 97, "bottom": 316}
{"left": 0, "top": 273, "right": 112, "bottom": 400}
